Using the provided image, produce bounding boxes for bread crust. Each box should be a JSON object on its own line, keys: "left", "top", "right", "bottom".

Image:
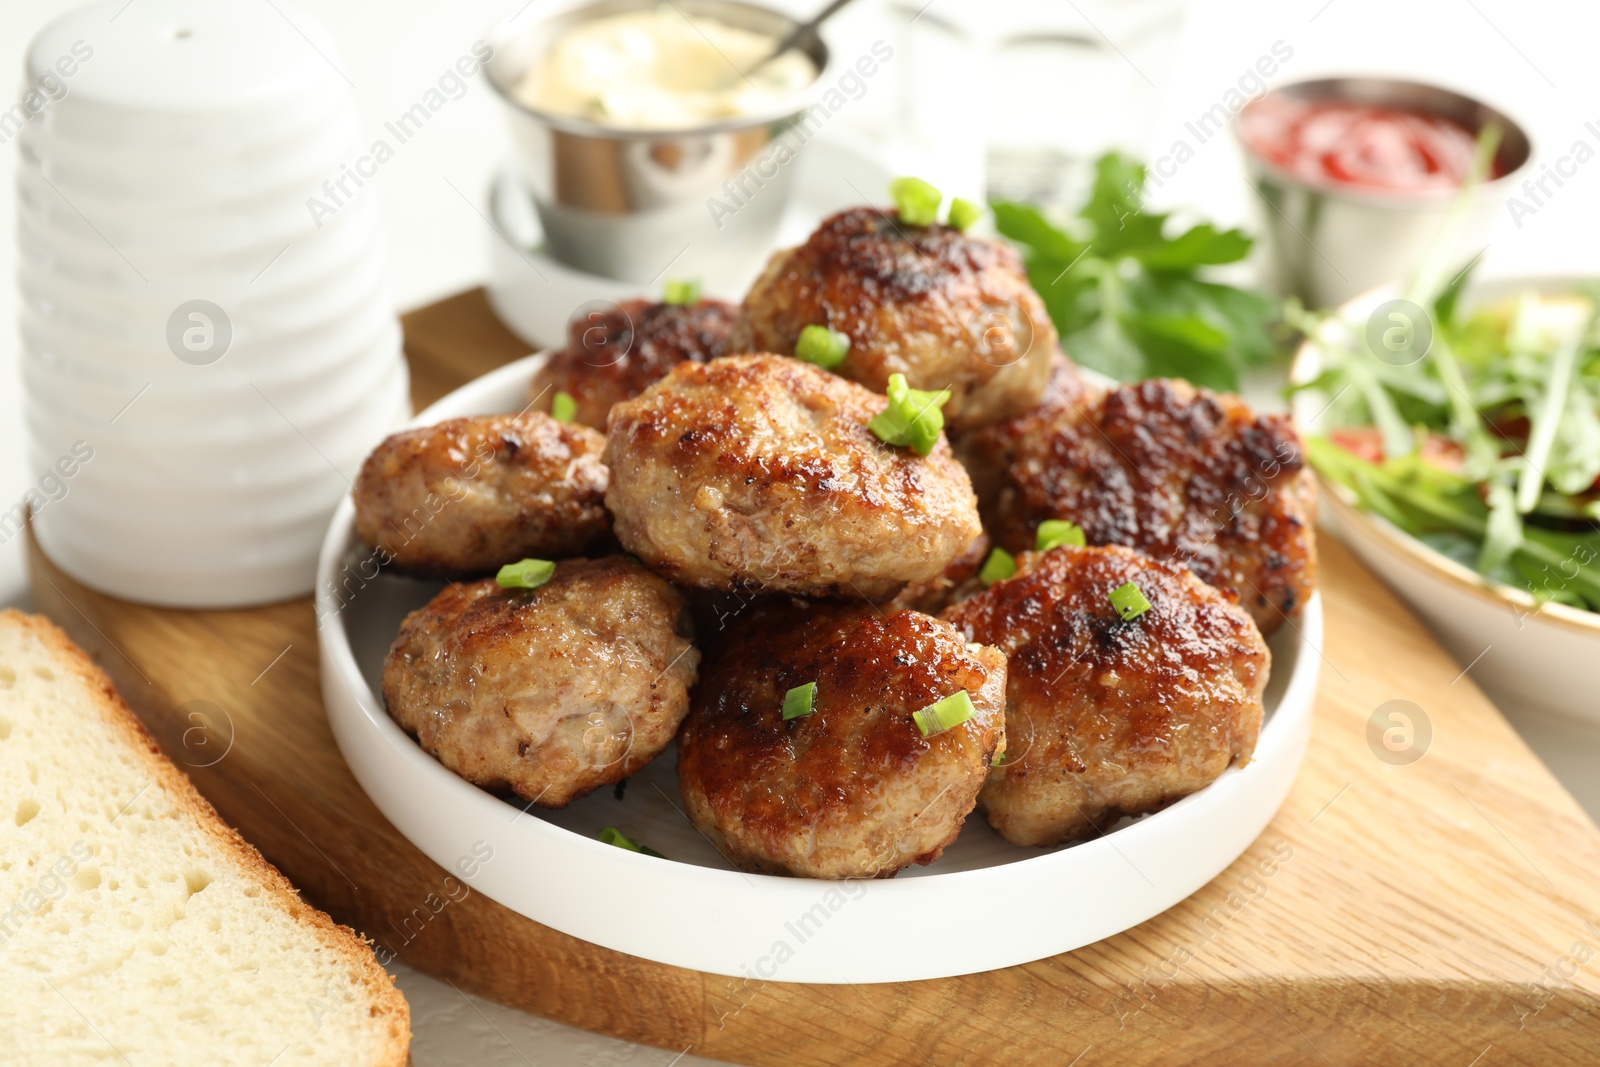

{"left": 0, "top": 609, "right": 411, "bottom": 1065}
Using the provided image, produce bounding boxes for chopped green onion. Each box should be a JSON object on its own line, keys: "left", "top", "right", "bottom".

{"left": 782, "top": 681, "right": 818, "bottom": 721}
{"left": 948, "top": 197, "right": 982, "bottom": 232}
{"left": 889, "top": 176, "right": 941, "bottom": 226}
{"left": 912, "top": 690, "right": 976, "bottom": 737}
{"left": 1108, "top": 581, "right": 1152, "bottom": 621}
{"left": 1035, "top": 519, "right": 1086, "bottom": 552}
{"left": 598, "top": 827, "right": 663, "bottom": 858}
{"left": 991, "top": 750, "right": 1008, "bottom": 767}
{"left": 868, "top": 373, "right": 950, "bottom": 456}
{"left": 663, "top": 278, "right": 701, "bottom": 305}
{"left": 978, "top": 547, "right": 1015, "bottom": 586}
{"left": 795, "top": 324, "right": 851, "bottom": 369}
{"left": 598, "top": 826, "right": 639, "bottom": 850}
{"left": 551, "top": 391, "right": 577, "bottom": 423}
{"left": 496, "top": 558, "right": 555, "bottom": 589}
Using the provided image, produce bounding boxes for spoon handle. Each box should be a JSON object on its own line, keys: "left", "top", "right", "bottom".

{"left": 745, "top": 0, "right": 859, "bottom": 75}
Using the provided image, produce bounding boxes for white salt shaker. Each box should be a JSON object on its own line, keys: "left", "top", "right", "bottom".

{"left": 19, "top": 0, "right": 409, "bottom": 608}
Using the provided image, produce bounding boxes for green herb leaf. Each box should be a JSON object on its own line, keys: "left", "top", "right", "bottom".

{"left": 663, "top": 278, "right": 701, "bottom": 305}
{"left": 551, "top": 391, "right": 577, "bottom": 423}
{"left": 782, "top": 681, "right": 818, "bottom": 721}
{"left": 978, "top": 548, "right": 1016, "bottom": 586}
{"left": 1131, "top": 223, "right": 1253, "bottom": 271}
{"left": 1079, "top": 154, "right": 1167, "bottom": 255}
{"left": 991, "top": 749, "right": 1008, "bottom": 767}
{"left": 1035, "top": 519, "right": 1086, "bottom": 551}
{"left": 496, "top": 559, "right": 556, "bottom": 589}
{"left": 1108, "top": 581, "right": 1152, "bottom": 621}
{"left": 912, "top": 690, "right": 976, "bottom": 737}
{"left": 868, "top": 373, "right": 950, "bottom": 456}
{"left": 889, "top": 176, "right": 942, "bottom": 226}
{"left": 795, "top": 324, "right": 850, "bottom": 369}
{"left": 991, "top": 150, "right": 1279, "bottom": 388}
{"left": 993, "top": 200, "right": 1088, "bottom": 263}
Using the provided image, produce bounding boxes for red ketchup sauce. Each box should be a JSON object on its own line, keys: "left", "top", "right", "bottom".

{"left": 1239, "top": 95, "right": 1499, "bottom": 193}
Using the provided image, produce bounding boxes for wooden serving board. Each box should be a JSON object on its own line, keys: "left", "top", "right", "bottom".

{"left": 28, "top": 288, "right": 1600, "bottom": 1065}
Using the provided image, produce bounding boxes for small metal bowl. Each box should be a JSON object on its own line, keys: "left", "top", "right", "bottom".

{"left": 1234, "top": 77, "right": 1532, "bottom": 308}
{"left": 485, "top": 0, "right": 832, "bottom": 286}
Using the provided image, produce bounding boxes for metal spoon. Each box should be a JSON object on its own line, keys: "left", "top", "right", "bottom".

{"left": 743, "top": 0, "right": 860, "bottom": 76}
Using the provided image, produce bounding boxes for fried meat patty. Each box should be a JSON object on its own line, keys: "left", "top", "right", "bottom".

{"left": 529, "top": 297, "right": 738, "bottom": 428}
{"left": 354, "top": 412, "right": 609, "bottom": 578}
{"left": 968, "top": 376, "right": 1317, "bottom": 633}
{"left": 383, "top": 557, "right": 698, "bottom": 808}
{"left": 677, "top": 602, "right": 1006, "bottom": 878}
{"left": 884, "top": 530, "right": 990, "bottom": 615}
{"left": 943, "top": 544, "right": 1267, "bottom": 847}
{"left": 602, "top": 354, "right": 982, "bottom": 600}
{"left": 735, "top": 207, "right": 1056, "bottom": 430}
{"left": 956, "top": 353, "right": 1103, "bottom": 505}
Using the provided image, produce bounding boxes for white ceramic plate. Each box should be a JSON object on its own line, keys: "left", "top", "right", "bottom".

{"left": 1291, "top": 274, "right": 1600, "bottom": 724}
{"left": 316, "top": 354, "right": 1321, "bottom": 983}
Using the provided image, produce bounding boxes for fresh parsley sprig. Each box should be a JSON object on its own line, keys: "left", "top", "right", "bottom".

{"left": 991, "top": 152, "right": 1279, "bottom": 391}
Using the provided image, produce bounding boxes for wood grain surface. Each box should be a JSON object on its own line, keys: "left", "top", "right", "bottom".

{"left": 26, "top": 289, "right": 1600, "bottom": 1066}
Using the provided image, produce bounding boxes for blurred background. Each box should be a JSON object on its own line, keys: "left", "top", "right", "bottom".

{"left": 3, "top": 0, "right": 1596, "bottom": 1061}
{"left": 5, "top": 0, "right": 1597, "bottom": 605}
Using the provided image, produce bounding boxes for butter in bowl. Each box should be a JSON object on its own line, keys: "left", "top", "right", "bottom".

{"left": 484, "top": 0, "right": 834, "bottom": 287}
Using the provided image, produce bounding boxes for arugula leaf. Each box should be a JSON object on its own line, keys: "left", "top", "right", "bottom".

{"left": 1295, "top": 133, "right": 1600, "bottom": 618}
{"left": 1433, "top": 256, "right": 1477, "bottom": 326}
{"left": 1309, "top": 433, "right": 1600, "bottom": 613}
{"left": 991, "top": 151, "right": 1279, "bottom": 389}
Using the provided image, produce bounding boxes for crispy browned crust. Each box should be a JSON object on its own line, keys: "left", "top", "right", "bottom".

{"left": 602, "top": 354, "right": 982, "bottom": 600}
{"left": 383, "top": 558, "right": 698, "bottom": 809}
{"left": 677, "top": 602, "right": 1005, "bottom": 879}
{"left": 0, "top": 610, "right": 411, "bottom": 1062}
{"left": 972, "top": 376, "right": 1318, "bottom": 634}
{"left": 528, "top": 298, "right": 739, "bottom": 429}
{"left": 353, "top": 412, "right": 610, "bottom": 579}
{"left": 956, "top": 353, "right": 1104, "bottom": 504}
{"left": 735, "top": 207, "right": 1056, "bottom": 430}
{"left": 941, "top": 545, "right": 1267, "bottom": 848}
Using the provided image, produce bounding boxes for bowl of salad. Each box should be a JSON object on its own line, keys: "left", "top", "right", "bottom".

{"left": 1290, "top": 273, "right": 1600, "bottom": 724}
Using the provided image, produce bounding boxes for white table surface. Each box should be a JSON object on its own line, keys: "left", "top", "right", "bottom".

{"left": 4, "top": 1, "right": 1600, "bottom": 1063}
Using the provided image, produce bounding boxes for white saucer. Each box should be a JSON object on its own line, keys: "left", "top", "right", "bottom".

{"left": 316, "top": 354, "right": 1320, "bottom": 984}
{"left": 484, "top": 134, "right": 899, "bottom": 350}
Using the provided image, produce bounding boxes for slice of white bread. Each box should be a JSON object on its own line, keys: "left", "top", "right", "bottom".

{"left": 0, "top": 610, "right": 410, "bottom": 1065}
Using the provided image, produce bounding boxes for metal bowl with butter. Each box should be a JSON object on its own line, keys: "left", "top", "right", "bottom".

{"left": 486, "top": 0, "right": 832, "bottom": 286}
